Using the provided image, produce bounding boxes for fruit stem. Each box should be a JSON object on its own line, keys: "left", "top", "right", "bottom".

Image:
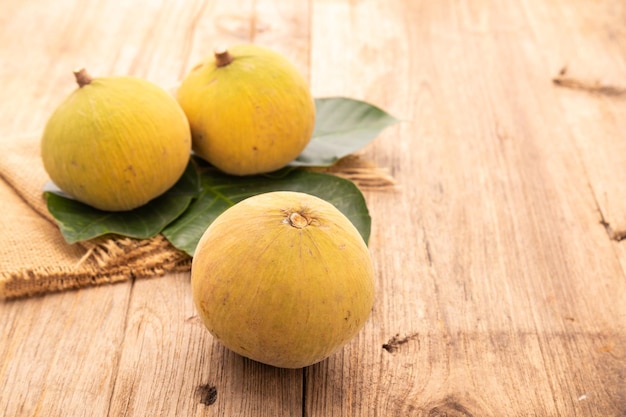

{"left": 214, "top": 46, "right": 234, "bottom": 67}
{"left": 73, "top": 68, "right": 93, "bottom": 87}
{"left": 288, "top": 212, "right": 310, "bottom": 229}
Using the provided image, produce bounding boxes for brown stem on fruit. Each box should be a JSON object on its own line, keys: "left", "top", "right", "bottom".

{"left": 214, "top": 46, "right": 234, "bottom": 67}
{"left": 288, "top": 212, "right": 310, "bottom": 229}
{"left": 73, "top": 68, "right": 93, "bottom": 87}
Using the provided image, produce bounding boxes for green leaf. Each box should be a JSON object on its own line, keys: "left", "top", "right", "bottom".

{"left": 162, "top": 166, "right": 371, "bottom": 256}
{"left": 44, "top": 161, "right": 201, "bottom": 244}
{"left": 43, "top": 97, "right": 391, "bottom": 251}
{"left": 292, "top": 97, "right": 401, "bottom": 167}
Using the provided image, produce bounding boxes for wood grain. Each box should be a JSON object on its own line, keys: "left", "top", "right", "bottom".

{"left": 0, "top": 284, "right": 131, "bottom": 417}
{"left": 308, "top": 0, "right": 626, "bottom": 415}
{"left": 1, "top": 0, "right": 625, "bottom": 416}
{"left": 524, "top": 0, "right": 626, "bottom": 240}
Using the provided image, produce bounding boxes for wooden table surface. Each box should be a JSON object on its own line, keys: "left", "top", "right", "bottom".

{"left": 2, "top": 0, "right": 626, "bottom": 416}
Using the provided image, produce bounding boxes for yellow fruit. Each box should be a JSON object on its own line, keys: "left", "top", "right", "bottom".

{"left": 41, "top": 68, "right": 191, "bottom": 211}
{"left": 177, "top": 44, "right": 316, "bottom": 176}
{"left": 191, "top": 191, "right": 375, "bottom": 368}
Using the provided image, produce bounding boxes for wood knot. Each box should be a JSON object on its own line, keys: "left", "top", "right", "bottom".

{"left": 195, "top": 384, "right": 218, "bottom": 406}
{"left": 428, "top": 399, "right": 474, "bottom": 417}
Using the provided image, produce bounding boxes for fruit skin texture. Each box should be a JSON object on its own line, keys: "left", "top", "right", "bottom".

{"left": 191, "top": 191, "right": 375, "bottom": 369}
{"left": 177, "top": 44, "right": 316, "bottom": 176}
{"left": 41, "top": 70, "right": 191, "bottom": 211}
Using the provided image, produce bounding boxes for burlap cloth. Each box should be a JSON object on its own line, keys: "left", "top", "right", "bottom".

{"left": 0, "top": 134, "right": 194, "bottom": 299}
{"left": 0, "top": 134, "right": 395, "bottom": 300}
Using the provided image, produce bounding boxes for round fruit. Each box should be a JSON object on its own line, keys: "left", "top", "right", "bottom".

{"left": 41, "top": 68, "right": 191, "bottom": 211}
{"left": 177, "top": 44, "right": 316, "bottom": 176}
{"left": 191, "top": 191, "right": 375, "bottom": 368}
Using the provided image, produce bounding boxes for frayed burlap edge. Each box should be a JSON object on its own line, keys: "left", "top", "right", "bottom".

{"left": 1, "top": 156, "right": 396, "bottom": 300}
{"left": 1, "top": 235, "right": 192, "bottom": 299}
{"left": 0, "top": 258, "right": 192, "bottom": 300}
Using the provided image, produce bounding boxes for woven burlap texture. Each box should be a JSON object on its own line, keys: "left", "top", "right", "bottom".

{"left": 0, "top": 134, "right": 191, "bottom": 300}
{"left": 0, "top": 134, "right": 395, "bottom": 300}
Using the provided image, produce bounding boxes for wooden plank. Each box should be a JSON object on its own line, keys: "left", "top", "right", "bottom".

{"left": 0, "top": 1, "right": 146, "bottom": 415}
{"left": 0, "top": 0, "right": 188, "bottom": 136}
{"left": 310, "top": 332, "right": 626, "bottom": 416}
{"left": 0, "top": 284, "right": 131, "bottom": 417}
{"left": 107, "top": 272, "right": 302, "bottom": 416}
{"left": 522, "top": 0, "right": 626, "bottom": 240}
{"left": 106, "top": 1, "right": 310, "bottom": 416}
{"left": 308, "top": 0, "right": 626, "bottom": 415}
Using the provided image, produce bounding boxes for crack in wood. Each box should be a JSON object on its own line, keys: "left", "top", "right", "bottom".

{"left": 382, "top": 332, "right": 420, "bottom": 353}
{"left": 600, "top": 219, "right": 626, "bottom": 242}
{"left": 552, "top": 68, "right": 626, "bottom": 97}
